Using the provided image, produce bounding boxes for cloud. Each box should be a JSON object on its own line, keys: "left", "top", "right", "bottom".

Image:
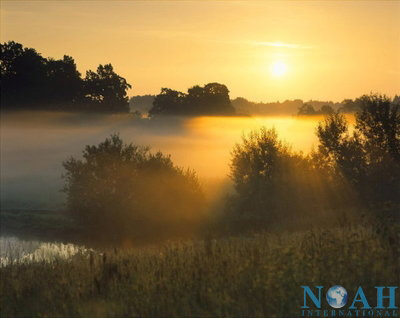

{"left": 252, "top": 41, "right": 313, "bottom": 49}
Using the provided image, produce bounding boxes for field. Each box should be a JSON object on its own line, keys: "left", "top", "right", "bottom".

{"left": 1, "top": 219, "right": 398, "bottom": 318}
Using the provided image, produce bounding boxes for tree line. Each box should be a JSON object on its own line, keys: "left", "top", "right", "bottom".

{"left": 1, "top": 41, "right": 235, "bottom": 116}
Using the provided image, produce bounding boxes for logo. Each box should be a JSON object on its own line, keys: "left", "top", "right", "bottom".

{"left": 301, "top": 285, "right": 399, "bottom": 317}
{"left": 326, "top": 286, "right": 348, "bottom": 308}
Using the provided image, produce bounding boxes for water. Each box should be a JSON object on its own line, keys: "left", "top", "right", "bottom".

{"left": 0, "top": 236, "right": 91, "bottom": 267}
{"left": 0, "top": 111, "right": 353, "bottom": 209}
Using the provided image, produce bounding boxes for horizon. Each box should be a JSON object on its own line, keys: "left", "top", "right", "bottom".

{"left": 1, "top": 0, "right": 399, "bottom": 103}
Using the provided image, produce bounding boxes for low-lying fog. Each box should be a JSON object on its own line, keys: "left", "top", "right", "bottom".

{"left": 1, "top": 111, "right": 347, "bottom": 210}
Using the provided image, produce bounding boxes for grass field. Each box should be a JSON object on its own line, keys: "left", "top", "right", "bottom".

{"left": 1, "top": 220, "right": 398, "bottom": 318}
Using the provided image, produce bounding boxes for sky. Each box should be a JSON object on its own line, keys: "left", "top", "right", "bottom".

{"left": 1, "top": 0, "right": 399, "bottom": 102}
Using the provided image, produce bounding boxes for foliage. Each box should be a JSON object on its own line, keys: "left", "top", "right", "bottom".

{"left": 149, "top": 83, "right": 235, "bottom": 116}
{"left": 0, "top": 221, "right": 398, "bottom": 317}
{"left": 82, "top": 64, "right": 131, "bottom": 112}
{"left": 62, "top": 134, "right": 205, "bottom": 240}
{"left": 228, "top": 127, "right": 343, "bottom": 227}
{"left": 0, "top": 41, "right": 130, "bottom": 112}
{"left": 228, "top": 94, "right": 399, "bottom": 228}
{"left": 317, "top": 94, "right": 400, "bottom": 203}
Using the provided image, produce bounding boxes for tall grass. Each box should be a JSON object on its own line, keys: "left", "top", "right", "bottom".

{"left": 1, "top": 221, "right": 398, "bottom": 317}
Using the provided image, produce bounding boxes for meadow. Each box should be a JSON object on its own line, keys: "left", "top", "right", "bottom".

{"left": 1, "top": 98, "right": 399, "bottom": 318}
{"left": 1, "top": 216, "right": 398, "bottom": 317}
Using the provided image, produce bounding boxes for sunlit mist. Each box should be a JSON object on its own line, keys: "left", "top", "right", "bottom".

{"left": 0, "top": 112, "right": 355, "bottom": 210}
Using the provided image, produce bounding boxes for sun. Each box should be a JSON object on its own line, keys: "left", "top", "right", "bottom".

{"left": 270, "top": 61, "right": 288, "bottom": 77}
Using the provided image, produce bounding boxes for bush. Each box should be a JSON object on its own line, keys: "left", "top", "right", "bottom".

{"left": 228, "top": 127, "right": 341, "bottom": 229}
{"left": 62, "top": 134, "right": 205, "bottom": 241}
{"left": 317, "top": 94, "right": 400, "bottom": 203}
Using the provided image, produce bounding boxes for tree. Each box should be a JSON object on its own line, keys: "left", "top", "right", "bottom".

{"left": 316, "top": 112, "right": 367, "bottom": 187}
{"left": 149, "top": 82, "right": 235, "bottom": 116}
{"left": 45, "top": 55, "right": 82, "bottom": 106}
{"left": 82, "top": 64, "right": 131, "bottom": 112}
{"left": 316, "top": 94, "right": 400, "bottom": 203}
{"left": 229, "top": 127, "right": 317, "bottom": 224}
{"left": 1, "top": 41, "right": 131, "bottom": 112}
{"left": 190, "top": 82, "right": 234, "bottom": 115}
{"left": 1, "top": 41, "right": 47, "bottom": 107}
{"left": 149, "top": 88, "right": 186, "bottom": 116}
{"left": 62, "top": 134, "right": 205, "bottom": 239}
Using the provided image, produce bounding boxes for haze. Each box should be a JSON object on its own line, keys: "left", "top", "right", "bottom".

{"left": 1, "top": 112, "right": 346, "bottom": 210}
{"left": 1, "top": 0, "right": 399, "bottom": 102}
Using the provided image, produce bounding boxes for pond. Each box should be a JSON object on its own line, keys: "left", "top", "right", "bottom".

{"left": 0, "top": 236, "right": 91, "bottom": 267}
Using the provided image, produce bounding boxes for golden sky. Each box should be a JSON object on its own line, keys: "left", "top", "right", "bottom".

{"left": 1, "top": 1, "right": 399, "bottom": 102}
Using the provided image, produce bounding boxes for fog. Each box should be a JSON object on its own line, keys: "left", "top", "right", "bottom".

{"left": 1, "top": 111, "right": 352, "bottom": 210}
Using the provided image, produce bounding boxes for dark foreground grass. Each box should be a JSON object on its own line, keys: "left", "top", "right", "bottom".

{"left": 1, "top": 221, "right": 399, "bottom": 318}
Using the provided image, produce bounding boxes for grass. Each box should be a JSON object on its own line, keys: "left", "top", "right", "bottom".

{"left": 1, "top": 220, "right": 399, "bottom": 318}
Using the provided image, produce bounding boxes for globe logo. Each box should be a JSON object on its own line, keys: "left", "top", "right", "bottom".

{"left": 326, "top": 286, "right": 348, "bottom": 308}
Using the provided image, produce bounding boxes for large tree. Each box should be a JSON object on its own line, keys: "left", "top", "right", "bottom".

{"left": 1, "top": 41, "right": 48, "bottom": 107}
{"left": 82, "top": 64, "right": 131, "bottom": 112}
{"left": 1, "top": 41, "right": 131, "bottom": 112}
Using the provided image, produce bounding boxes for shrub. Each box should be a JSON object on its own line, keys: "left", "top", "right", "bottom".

{"left": 62, "top": 134, "right": 205, "bottom": 240}
{"left": 229, "top": 127, "right": 334, "bottom": 228}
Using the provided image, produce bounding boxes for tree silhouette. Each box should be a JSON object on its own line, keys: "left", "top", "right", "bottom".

{"left": 82, "top": 64, "right": 131, "bottom": 112}
{"left": 1, "top": 41, "right": 131, "bottom": 112}
{"left": 149, "top": 88, "right": 186, "bottom": 116}
{"left": 45, "top": 55, "right": 82, "bottom": 106}
{"left": 149, "top": 83, "right": 235, "bottom": 116}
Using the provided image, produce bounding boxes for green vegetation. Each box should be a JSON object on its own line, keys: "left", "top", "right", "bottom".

{"left": 1, "top": 220, "right": 398, "bottom": 317}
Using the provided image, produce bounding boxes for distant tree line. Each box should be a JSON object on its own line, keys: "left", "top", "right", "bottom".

{"left": 297, "top": 103, "right": 335, "bottom": 115}
{"left": 1, "top": 41, "right": 131, "bottom": 112}
{"left": 232, "top": 96, "right": 400, "bottom": 116}
{"left": 232, "top": 97, "right": 304, "bottom": 115}
{"left": 129, "top": 95, "right": 155, "bottom": 114}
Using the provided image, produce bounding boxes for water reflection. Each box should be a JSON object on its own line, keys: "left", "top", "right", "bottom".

{"left": 0, "top": 236, "right": 90, "bottom": 267}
